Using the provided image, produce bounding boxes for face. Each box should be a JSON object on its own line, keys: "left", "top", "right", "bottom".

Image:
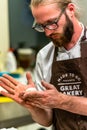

{"left": 50, "top": 12, "right": 74, "bottom": 47}
{"left": 32, "top": 3, "right": 74, "bottom": 47}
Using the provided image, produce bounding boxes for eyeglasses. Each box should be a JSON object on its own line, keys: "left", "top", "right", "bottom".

{"left": 32, "top": 8, "right": 65, "bottom": 32}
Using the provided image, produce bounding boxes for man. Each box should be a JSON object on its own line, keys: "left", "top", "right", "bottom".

{"left": 0, "top": 0, "right": 87, "bottom": 129}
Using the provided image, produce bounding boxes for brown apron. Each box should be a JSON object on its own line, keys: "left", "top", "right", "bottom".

{"left": 50, "top": 28, "right": 87, "bottom": 130}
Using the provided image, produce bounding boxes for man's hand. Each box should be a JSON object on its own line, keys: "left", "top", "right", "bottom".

{"left": 20, "top": 80, "right": 62, "bottom": 109}
{"left": 0, "top": 72, "right": 36, "bottom": 108}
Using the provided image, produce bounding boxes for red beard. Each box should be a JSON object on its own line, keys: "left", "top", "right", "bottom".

{"left": 50, "top": 33, "right": 69, "bottom": 47}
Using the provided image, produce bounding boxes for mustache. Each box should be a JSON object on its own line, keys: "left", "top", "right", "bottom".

{"left": 49, "top": 33, "right": 66, "bottom": 47}
{"left": 49, "top": 33, "right": 62, "bottom": 39}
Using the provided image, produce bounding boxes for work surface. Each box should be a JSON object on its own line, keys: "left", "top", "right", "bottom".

{"left": 0, "top": 101, "right": 34, "bottom": 128}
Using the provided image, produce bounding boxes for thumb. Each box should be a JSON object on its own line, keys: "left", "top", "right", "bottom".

{"left": 26, "top": 72, "right": 35, "bottom": 86}
{"left": 41, "top": 80, "right": 54, "bottom": 90}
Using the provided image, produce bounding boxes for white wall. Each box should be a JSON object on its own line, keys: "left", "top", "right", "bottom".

{"left": 78, "top": 0, "right": 87, "bottom": 25}
{"left": 0, "top": 0, "right": 9, "bottom": 71}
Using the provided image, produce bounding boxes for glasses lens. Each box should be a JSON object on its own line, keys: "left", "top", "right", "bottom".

{"left": 46, "top": 23, "right": 58, "bottom": 30}
{"left": 32, "top": 22, "right": 44, "bottom": 32}
{"left": 35, "top": 24, "right": 44, "bottom": 32}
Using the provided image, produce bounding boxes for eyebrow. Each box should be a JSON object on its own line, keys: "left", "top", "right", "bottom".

{"left": 37, "top": 17, "right": 58, "bottom": 26}
{"left": 45, "top": 17, "right": 57, "bottom": 23}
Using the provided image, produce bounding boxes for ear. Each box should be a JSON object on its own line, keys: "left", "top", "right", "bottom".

{"left": 68, "top": 3, "right": 75, "bottom": 11}
{"left": 66, "top": 3, "right": 75, "bottom": 17}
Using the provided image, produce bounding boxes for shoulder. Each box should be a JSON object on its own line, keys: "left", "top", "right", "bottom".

{"left": 34, "top": 42, "right": 55, "bottom": 90}
{"left": 37, "top": 41, "right": 55, "bottom": 59}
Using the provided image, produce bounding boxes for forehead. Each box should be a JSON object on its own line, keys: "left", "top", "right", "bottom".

{"left": 31, "top": 3, "right": 61, "bottom": 23}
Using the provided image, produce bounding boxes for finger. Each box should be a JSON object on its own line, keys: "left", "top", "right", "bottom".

{"left": 3, "top": 74, "right": 19, "bottom": 86}
{"left": 41, "top": 80, "right": 54, "bottom": 90}
{"left": 26, "top": 72, "right": 35, "bottom": 86}
{"left": 19, "top": 92, "right": 25, "bottom": 98}
{"left": 1, "top": 90, "right": 24, "bottom": 104}
{"left": 0, "top": 81, "right": 15, "bottom": 94}
{"left": 23, "top": 91, "right": 37, "bottom": 99}
{"left": 1, "top": 91, "right": 15, "bottom": 100}
{"left": 23, "top": 91, "right": 44, "bottom": 99}
{"left": 24, "top": 101, "right": 40, "bottom": 108}
{"left": 25, "top": 100, "right": 47, "bottom": 109}
{"left": 0, "top": 77, "right": 16, "bottom": 89}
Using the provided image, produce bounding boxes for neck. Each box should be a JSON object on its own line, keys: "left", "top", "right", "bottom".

{"left": 64, "top": 22, "right": 83, "bottom": 50}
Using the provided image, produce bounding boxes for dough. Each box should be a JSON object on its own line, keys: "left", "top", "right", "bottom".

{"left": 26, "top": 87, "right": 37, "bottom": 92}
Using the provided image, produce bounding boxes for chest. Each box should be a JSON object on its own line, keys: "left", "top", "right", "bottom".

{"left": 51, "top": 42, "right": 87, "bottom": 97}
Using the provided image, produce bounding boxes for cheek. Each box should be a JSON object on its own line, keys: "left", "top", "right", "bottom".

{"left": 56, "top": 16, "right": 66, "bottom": 33}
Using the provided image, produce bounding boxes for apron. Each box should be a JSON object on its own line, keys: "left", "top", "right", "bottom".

{"left": 50, "top": 28, "right": 87, "bottom": 130}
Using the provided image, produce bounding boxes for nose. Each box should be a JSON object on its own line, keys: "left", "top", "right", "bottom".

{"left": 44, "top": 28, "right": 54, "bottom": 37}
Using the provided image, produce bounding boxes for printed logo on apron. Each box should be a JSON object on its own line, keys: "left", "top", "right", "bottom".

{"left": 57, "top": 72, "right": 83, "bottom": 96}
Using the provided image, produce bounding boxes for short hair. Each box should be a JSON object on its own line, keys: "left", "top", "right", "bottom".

{"left": 30, "top": 0, "right": 80, "bottom": 18}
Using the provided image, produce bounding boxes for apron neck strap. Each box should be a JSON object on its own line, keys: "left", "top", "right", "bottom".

{"left": 81, "top": 26, "right": 87, "bottom": 42}
{"left": 53, "top": 26, "right": 87, "bottom": 61}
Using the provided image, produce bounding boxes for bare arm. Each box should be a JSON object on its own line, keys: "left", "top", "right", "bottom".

{"left": 43, "top": 81, "right": 87, "bottom": 115}
{"left": 22, "top": 80, "right": 87, "bottom": 116}
{"left": 42, "top": 81, "right": 87, "bottom": 115}
{"left": 0, "top": 73, "right": 52, "bottom": 127}
{"left": 58, "top": 93, "right": 87, "bottom": 115}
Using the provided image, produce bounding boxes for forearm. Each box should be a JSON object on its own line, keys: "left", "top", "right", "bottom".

{"left": 27, "top": 107, "right": 52, "bottom": 126}
{"left": 57, "top": 93, "right": 87, "bottom": 115}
